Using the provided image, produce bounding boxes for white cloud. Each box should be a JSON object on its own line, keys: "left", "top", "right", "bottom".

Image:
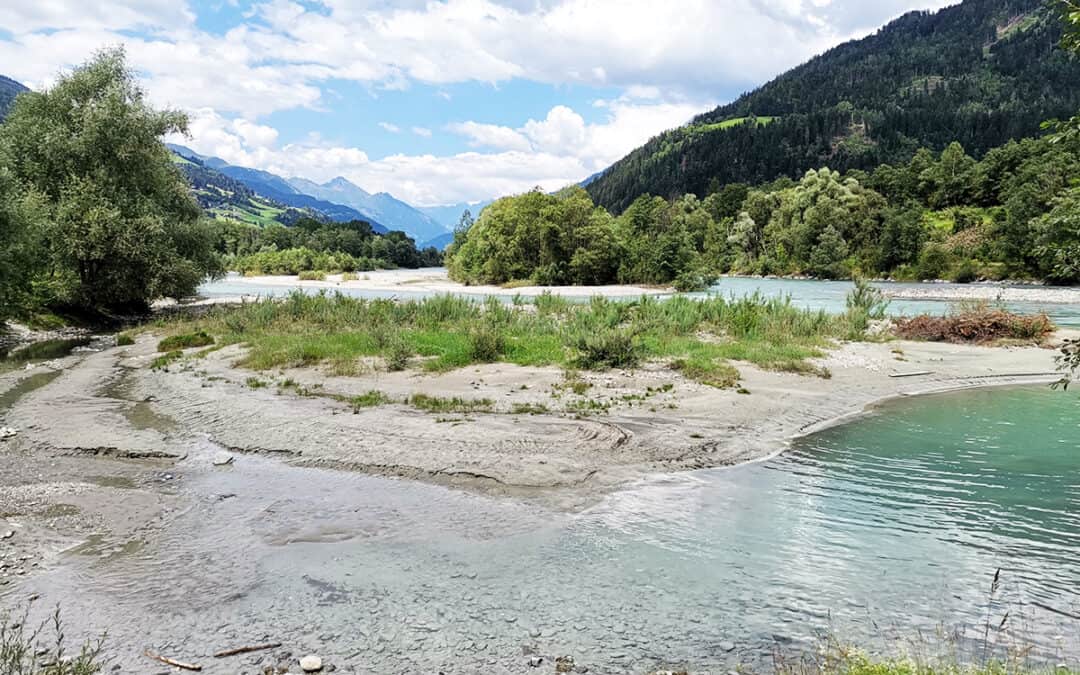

{"left": 0, "top": 0, "right": 959, "bottom": 204}
{"left": 446, "top": 121, "right": 532, "bottom": 152}
{"left": 175, "top": 95, "right": 707, "bottom": 206}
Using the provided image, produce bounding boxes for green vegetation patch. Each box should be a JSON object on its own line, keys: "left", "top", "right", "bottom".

{"left": 157, "top": 331, "right": 214, "bottom": 352}
{"left": 152, "top": 289, "right": 862, "bottom": 381}
{"left": 409, "top": 394, "right": 494, "bottom": 414}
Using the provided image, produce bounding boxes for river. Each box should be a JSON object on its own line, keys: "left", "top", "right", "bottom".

{"left": 11, "top": 385, "right": 1078, "bottom": 673}
{"left": 198, "top": 272, "right": 1080, "bottom": 327}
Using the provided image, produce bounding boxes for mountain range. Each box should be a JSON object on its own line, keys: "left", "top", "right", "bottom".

{"left": 288, "top": 176, "right": 448, "bottom": 244}
{"left": 168, "top": 144, "right": 458, "bottom": 246}
{"left": 586, "top": 0, "right": 1080, "bottom": 213}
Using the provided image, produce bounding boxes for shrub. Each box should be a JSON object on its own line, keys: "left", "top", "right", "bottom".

{"left": 949, "top": 259, "right": 979, "bottom": 283}
{"left": 467, "top": 326, "right": 506, "bottom": 362}
{"left": 672, "top": 269, "right": 718, "bottom": 293}
{"left": 298, "top": 270, "right": 327, "bottom": 281}
{"left": 845, "top": 277, "right": 890, "bottom": 337}
{"left": 340, "top": 272, "right": 359, "bottom": 282}
{"left": 116, "top": 333, "right": 135, "bottom": 346}
{"left": 385, "top": 336, "right": 412, "bottom": 372}
{"left": 572, "top": 327, "right": 642, "bottom": 370}
{"left": 158, "top": 331, "right": 214, "bottom": 352}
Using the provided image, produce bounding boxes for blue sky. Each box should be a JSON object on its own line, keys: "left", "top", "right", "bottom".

{"left": 0, "top": 0, "right": 955, "bottom": 206}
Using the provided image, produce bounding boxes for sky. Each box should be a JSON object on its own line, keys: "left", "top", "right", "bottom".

{"left": 0, "top": 0, "right": 956, "bottom": 207}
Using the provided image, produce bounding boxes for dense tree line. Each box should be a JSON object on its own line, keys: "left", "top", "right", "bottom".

{"left": 447, "top": 133, "right": 1080, "bottom": 288}
{"left": 214, "top": 216, "right": 442, "bottom": 274}
{"left": 587, "top": 0, "right": 1080, "bottom": 213}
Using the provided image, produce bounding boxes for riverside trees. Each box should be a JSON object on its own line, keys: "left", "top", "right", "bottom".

{"left": 0, "top": 48, "right": 220, "bottom": 317}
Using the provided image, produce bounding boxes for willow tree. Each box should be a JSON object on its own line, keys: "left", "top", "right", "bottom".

{"left": 0, "top": 48, "right": 219, "bottom": 312}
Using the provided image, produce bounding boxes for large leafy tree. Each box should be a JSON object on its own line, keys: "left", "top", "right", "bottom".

{"left": 0, "top": 169, "right": 43, "bottom": 319}
{"left": 0, "top": 48, "right": 219, "bottom": 312}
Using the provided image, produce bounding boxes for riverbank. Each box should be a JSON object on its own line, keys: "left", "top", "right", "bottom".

{"left": 215, "top": 268, "right": 672, "bottom": 299}
{"left": 0, "top": 323, "right": 1073, "bottom": 672}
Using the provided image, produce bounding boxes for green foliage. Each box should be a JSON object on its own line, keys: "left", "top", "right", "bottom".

{"left": 150, "top": 350, "right": 183, "bottom": 370}
{"left": 154, "top": 290, "right": 847, "bottom": 381}
{"left": 587, "top": 0, "right": 1080, "bottom": 214}
{"left": 157, "top": 331, "right": 214, "bottom": 352}
{"left": 0, "top": 48, "right": 221, "bottom": 312}
{"left": 572, "top": 327, "right": 643, "bottom": 370}
{"left": 671, "top": 357, "right": 740, "bottom": 388}
{"left": 350, "top": 390, "right": 393, "bottom": 408}
{"left": 297, "top": 270, "right": 327, "bottom": 281}
{"left": 0, "top": 606, "right": 105, "bottom": 675}
{"left": 409, "top": 394, "right": 494, "bottom": 414}
{"left": 115, "top": 333, "right": 135, "bottom": 346}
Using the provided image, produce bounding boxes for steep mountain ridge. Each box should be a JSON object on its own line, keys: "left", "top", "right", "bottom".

{"left": 288, "top": 176, "right": 448, "bottom": 243}
{"left": 587, "top": 0, "right": 1080, "bottom": 213}
{"left": 168, "top": 144, "right": 388, "bottom": 231}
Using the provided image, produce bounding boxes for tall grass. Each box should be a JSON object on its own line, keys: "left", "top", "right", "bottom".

{"left": 153, "top": 290, "right": 854, "bottom": 380}
{"left": 0, "top": 606, "right": 105, "bottom": 675}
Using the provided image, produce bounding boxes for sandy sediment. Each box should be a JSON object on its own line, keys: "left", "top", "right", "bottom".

{"left": 3, "top": 331, "right": 1067, "bottom": 513}
{"left": 884, "top": 284, "right": 1080, "bottom": 305}
{"left": 214, "top": 268, "right": 671, "bottom": 299}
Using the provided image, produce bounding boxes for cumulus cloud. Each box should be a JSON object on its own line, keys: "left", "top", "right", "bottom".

{"left": 0, "top": 0, "right": 958, "bottom": 203}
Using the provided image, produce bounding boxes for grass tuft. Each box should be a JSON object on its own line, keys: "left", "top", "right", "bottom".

{"left": 157, "top": 331, "right": 214, "bottom": 352}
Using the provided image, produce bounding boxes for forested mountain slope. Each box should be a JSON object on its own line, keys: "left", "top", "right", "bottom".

{"left": 587, "top": 0, "right": 1080, "bottom": 213}
{"left": 0, "top": 76, "right": 28, "bottom": 120}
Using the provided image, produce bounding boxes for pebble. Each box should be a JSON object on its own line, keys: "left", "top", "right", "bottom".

{"left": 299, "top": 654, "right": 323, "bottom": 672}
{"left": 1, "top": 531, "right": 13, "bottom": 540}
{"left": 719, "top": 640, "right": 736, "bottom": 653}
{"left": 527, "top": 656, "right": 543, "bottom": 668}
{"left": 0, "top": 426, "right": 17, "bottom": 440}
{"left": 212, "top": 452, "right": 235, "bottom": 466}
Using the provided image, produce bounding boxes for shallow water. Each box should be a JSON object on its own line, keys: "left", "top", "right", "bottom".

{"left": 198, "top": 272, "right": 1080, "bottom": 326}
{"left": 8, "top": 387, "right": 1080, "bottom": 673}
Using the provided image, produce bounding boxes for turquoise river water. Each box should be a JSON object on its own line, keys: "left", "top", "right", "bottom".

{"left": 13, "top": 386, "right": 1079, "bottom": 673}
{"left": 198, "top": 272, "right": 1080, "bottom": 327}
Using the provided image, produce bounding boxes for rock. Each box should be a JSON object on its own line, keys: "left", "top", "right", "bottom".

{"left": 299, "top": 655, "right": 323, "bottom": 672}
{"left": 1, "top": 531, "right": 13, "bottom": 540}
{"left": 719, "top": 640, "right": 736, "bottom": 653}
{"left": 212, "top": 452, "right": 235, "bottom": 466}
{"left": 0, "top": 427, "right": 18, "bottom": 440}
{"left": 527, "top": 656, "right": 543, "bottom": 668}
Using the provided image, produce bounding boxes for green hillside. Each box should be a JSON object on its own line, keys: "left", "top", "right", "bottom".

{"left": 172, "top": 153, "right": 307, "bottom": 227}
{"left": 587, "top": 0, "right": 1080, "bottom": 213}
